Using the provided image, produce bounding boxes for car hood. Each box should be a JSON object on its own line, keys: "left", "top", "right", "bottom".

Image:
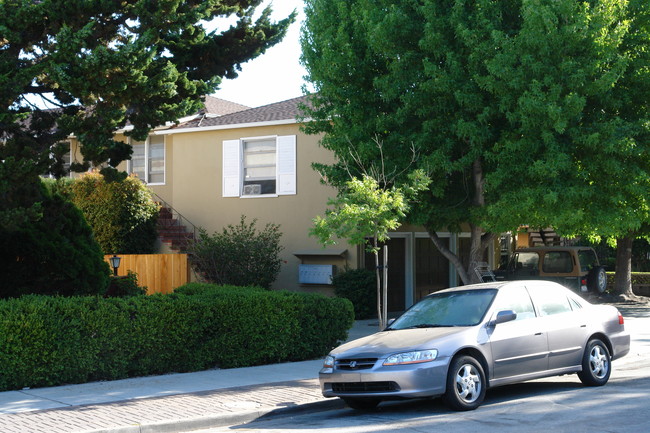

{"left": 331, "top": 327, "right": 469, "bottom": 359}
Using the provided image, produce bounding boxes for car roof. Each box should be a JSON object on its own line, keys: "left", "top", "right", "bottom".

{"left": 514, "top": 246, "right": 593, "bottom": 252}
{"left": 436, "top": 280, "right": 568, "bottom": 294}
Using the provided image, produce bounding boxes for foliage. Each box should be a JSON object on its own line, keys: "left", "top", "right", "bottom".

{"left": 310, "top": 171, "right": 429, "bottom": 327}
{"left": 332, "top": 269, "right": 376, "bottom": 320}
{"left": 68, "top": 172, "right": 160, "bottom": 254}
{"left": 301, "top": 0, "right": 650, "bottom": 285}
{"left": 0, "top": 0, "right": 295, "bottom": 239}
{"left": 0, "top": 186, "right": 110, "bottom": 298}
{"left": 106, "top": 271, "right": 147, "bottom": 297}
{"left": 0, "top": 285, "right": 354, "bottom": 391}
{"left": 311, "top": 171, "right": 430, "bottom": 253}
{"left": 188, "top": 216, "right": 284, "bottom": 289}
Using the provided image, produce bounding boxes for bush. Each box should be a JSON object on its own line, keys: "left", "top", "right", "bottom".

{"left": 188, "top": 216, "right": 283, "bottom": 289}
{"left": 0, "top": 187, "right": 110, "bottom": 298}
{"left": 106, "top": 271, "right": 147, "bottom": 297}
{"left": 69, "top": 172, "right": 159, "bottom": 254}
{"left": 0, "top": 284, "right": 354, "bottom": 391}
{"left": 332, "top": 268, "right": 376, "bottom": 319}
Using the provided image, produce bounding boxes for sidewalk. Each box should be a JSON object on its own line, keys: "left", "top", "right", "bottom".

{"left": 0, "top": 319, "right": 380, "bottom": 433}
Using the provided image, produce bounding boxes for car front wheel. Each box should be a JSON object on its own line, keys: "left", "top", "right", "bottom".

{"left": 443, "top": 355, "right": 486, "bottom": 411}
{"left": 578, "top": 339, "right": 611, "bottom": 386}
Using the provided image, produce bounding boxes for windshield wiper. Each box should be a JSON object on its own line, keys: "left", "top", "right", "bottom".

{"left": 399, "top": 324, "right": 453, "bottom": 329}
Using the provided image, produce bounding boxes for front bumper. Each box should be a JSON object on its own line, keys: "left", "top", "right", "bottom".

{"left": 319, "top": 358, "right": 449, "bottom": 400}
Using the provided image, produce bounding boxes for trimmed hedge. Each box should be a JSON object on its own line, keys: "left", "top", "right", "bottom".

{"left": 0, "top": 284, "right": 354, "bottom": 391}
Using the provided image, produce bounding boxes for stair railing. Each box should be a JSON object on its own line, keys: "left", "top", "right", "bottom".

{"left": 153, "top": 193, "right": 199, "bottom": 245}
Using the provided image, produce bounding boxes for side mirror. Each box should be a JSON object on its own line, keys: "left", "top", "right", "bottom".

{"left": 490, "top": 310, "right": 517, "bottom": 326}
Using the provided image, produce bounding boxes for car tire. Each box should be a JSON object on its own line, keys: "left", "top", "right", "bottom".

{"left": 588, "top": 266, "right": 607, "bottom": 294}
{"left": 578, "top": 339, "right": 611, "bottom": 386}
{"left": 443, "top": 355, "right": 486, "bottom": 411}
{"left": 343, "top": 398, "right": 380, "bottom": 410}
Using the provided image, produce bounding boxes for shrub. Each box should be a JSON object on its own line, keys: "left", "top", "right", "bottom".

{"left": 332, "top": 268, "right": 376, "bottom": 319}
{"left": 69, "top": 172, "right": 159, "bottom": 254}
{"left": 106, "top": 271, "right": 147, "bottom": 297}
{"left": 188, "top": 216, "right": 283, "bottom": 289}
{"left": 0, "top": 284, "right": 354, "bottom": 391}
{"left": 0, "top": 187, "right": 110, "bottom": 298}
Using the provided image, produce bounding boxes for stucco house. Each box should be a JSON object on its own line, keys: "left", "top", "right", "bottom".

{"left": 68, "top": 95, "right": 498, "bottom": 310}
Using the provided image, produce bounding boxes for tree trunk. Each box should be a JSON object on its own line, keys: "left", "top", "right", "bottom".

{"left": 425, "top": 157, "right": 496, "bottom": 286}
{"left": 372, "top": 236, "right": 385, "bottom": 330}
{"left": 614, "top": 235, "right": 634, "bottom": 297}
{"left": 427, "top": 229, "right": 496, "bottom": 285}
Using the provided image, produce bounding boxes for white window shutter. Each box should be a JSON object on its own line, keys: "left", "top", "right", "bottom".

{"left": 222, "top": 139, "right": 241, "bottom": 197}
{"left": 276, "top": 135, "right": 296, "bottom": 195}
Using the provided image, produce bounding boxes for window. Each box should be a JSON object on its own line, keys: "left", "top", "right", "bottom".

{"left": 542, "top": 251, "right": 573, "bottom": 273}
{"left": 513, "top": 252, "right": 539, "bottom": 270}
{"left": 128, "top": 135, "right": 165, "bottom": 184}
{"left": 223, "top": 135, "right": 296, "bottom": 197}
{"left": 493, "top": 286, "right": 536, "bottom": 321}
{"left": 578, "top": 249, "right": 598, "bottom": 272}
{"left": 243, "top": 138, "right": 277, "bottom": 195}
{"left": 528, "top": 286, "right": 572, "bottom": 317}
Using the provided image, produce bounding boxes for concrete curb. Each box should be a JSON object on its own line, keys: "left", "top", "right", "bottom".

{"left": 82, "top": 398, "right": 346, "bottom": 433}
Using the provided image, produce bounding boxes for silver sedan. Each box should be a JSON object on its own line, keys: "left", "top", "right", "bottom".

{"left": 319, "top": 280, "right": 630, "bottom": 411}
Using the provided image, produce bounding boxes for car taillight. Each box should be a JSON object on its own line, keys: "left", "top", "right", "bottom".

{"left": 580, "top": 278, "right": 588, "bottom": 292}
{"left": 618, "top": 312, "right": 625, "bottom": 325}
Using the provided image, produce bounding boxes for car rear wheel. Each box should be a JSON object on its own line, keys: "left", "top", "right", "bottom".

{"left": 343, "top": 398, "right": 380, "bottom": 410}
{"left": 588, "top": 266, "right": 607, "bottom": 294}
{"left": 443, "top": 355, "right": 486, "bottom": 411}
{"left": 578, "top": 339, "right": 611, "bottom": 386}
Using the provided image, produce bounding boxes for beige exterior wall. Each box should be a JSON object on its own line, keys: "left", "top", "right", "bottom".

{"left": 151, "top": 122, "right": 357, "bottom": 294}
{"left": 67, "top": 121, "right": 500, "bottom": 305}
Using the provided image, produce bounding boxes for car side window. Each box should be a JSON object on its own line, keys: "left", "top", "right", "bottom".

{"left": 514, "top": 252, "right": 539, "bottom": 271}
{"left": 493, "top": 287, "right": 536, "bottom": 321}
{"left": 542, "top": 251, "right": 573, "bottom": 273}
{"left": 527, "top": 286, "right": 572, "bottom": 316}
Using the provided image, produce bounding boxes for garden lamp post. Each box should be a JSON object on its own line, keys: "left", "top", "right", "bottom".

{"left": 109, "top": 255, "right": 121, "bottom": 276}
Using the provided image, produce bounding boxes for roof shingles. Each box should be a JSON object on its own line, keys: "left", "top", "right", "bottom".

{"left": 173, "top": 95, "right": 311, "bottom": 130}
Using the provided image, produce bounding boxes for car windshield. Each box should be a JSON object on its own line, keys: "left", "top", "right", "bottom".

{"left": 387, "top": 289, "right": 497, "bottom": 330}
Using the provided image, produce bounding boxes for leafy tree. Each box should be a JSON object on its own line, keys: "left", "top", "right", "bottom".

{"left": 67, "top": 172, "right": 160, "bottom": 254}
{"left": 1, "top": 1, "right": 294, "bottom": 297}
{"left": 310, "top": 171, "right": 429, "bottom": 328}
{"left": 0, "top": 184, "right": 110, "bottom": 298}
{"left": 188, "top": 216, "right": 283, "bottom": 289}
{"left": 301, "top": 0, "right": 650, "bottom": 286}
{"left": 1, "top": 0, "right": 295, "bottom": 221}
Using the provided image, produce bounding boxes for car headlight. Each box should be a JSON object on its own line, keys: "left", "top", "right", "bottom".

{"left": 383, "top": 350, "right": 438, "bottom": 366}
{"left": 323, "top": 355, "right": 335, "bottom": 369}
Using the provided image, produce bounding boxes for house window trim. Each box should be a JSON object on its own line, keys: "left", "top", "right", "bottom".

{"left": 128, "top": 136, "right": 166, "bottom": 185}
{"left": 222, "top": 134, "right": 296, "bottom": 198}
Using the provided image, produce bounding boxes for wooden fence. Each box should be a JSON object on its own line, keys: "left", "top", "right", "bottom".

{"left": 104, "top": 254, "right": 190, "bottom": 294}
